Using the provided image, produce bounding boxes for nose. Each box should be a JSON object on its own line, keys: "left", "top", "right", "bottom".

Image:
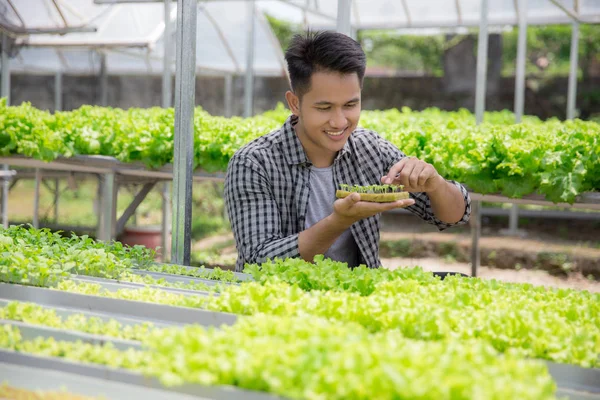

{"left": 329, "top": 108, "right": 347, "bottom": 129}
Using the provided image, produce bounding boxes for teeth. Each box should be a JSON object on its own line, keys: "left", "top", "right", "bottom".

{"left": 326, "top": 129, "right": 345, "bottom": 136}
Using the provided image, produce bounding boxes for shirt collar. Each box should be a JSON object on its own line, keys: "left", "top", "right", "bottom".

{"left": 281, "top": 114, "right": 353, "bottom": 166}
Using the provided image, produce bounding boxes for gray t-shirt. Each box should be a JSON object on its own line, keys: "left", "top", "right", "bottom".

{"left": 304, "top": 166, "right": 360, "bottom": 268}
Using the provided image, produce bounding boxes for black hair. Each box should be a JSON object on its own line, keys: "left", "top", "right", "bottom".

{"left": 284, "top": 31, "right": 366, "bottom": 97}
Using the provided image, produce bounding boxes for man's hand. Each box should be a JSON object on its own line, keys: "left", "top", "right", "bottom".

{"left": 331, "top": 192, "right": 415, "bottom": 227}
{"left": 381, "top": 157, "right": 445, "bottom": 193}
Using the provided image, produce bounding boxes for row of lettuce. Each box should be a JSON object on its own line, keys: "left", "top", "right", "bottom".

{"left": 1, "top": 99, "right": 598, "bottom": 203}
{"left": 1, "top": 226, "right": 599, "bottom": 399}
{"left": 1, "top": 314, "right": 556, "bottom": 400}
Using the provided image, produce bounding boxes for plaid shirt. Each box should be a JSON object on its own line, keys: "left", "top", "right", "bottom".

{"left": 224, "top": 115, "right": 471, "bottom": 272}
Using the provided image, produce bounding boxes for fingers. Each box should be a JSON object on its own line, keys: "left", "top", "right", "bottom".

{"left": 335, "top": 192, "right": 360, "bottom": 214}
{"left": 417, "top": 164, "right": 432, "bottom": 187}
{"left": 383, "top": 157, "right": 441, "bottom": 192}
{"left": 397, "top": 162, "right": 415, "bottom": 189}
{"left": 334, "top": 195, "right": 415, "bottom": 224}
{"left": 354, "top": 198, "right": 415, "bottom": 214}
{"left": 408, "top": 163, "right": 425, "bottom": 188}
{"left": 346, "top": 192, "right": 360, "bottom": 203}
{"left": 418, "top": 164, "right": 436, "bottom": 187}
{"left": 383, "top": 157, "right": 409, "bottom": 184}
{"left": 385, "top": 198, "right": 415, "bottom": 210}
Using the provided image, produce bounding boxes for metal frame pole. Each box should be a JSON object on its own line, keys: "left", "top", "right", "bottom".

{"left": 514, "top": 0, "right": 527, "bottom": 122}
{"left": 54, "top": 71, "right": 63, "bottom": 112}
{"left": 243, "top": 1, "right": 256, "bottom": 118}
{"left": 1, "top": 33, "right": 10, "bottom": 229}
{"left": 99, "top": 173, "right": 116, "bottom": 241}
{"left": 303, "top": 0, "right": 309, "bottom": 29}
{"left": 470, "top": 200, "right": 481, "bottom": 277}
{"left": 99, "top": 53, "right": 108, "bottom": 106}
{"left": 161, "top": 181, "right": 171, "bottom": 262}
{"left": 508, "top": 203, "right": 520, "bottom": 234}
{"left": 224, "top": 73, "right": 233, "bottom": 117}
{"left": 171, "top": 0, "right": 197, "bottom": 265}
{"left": 566, "top": 21, "right": 579, "bottom": 120}
{"left": 471, "top": 0, "right": 489, "bottom": 275}
{"left": 96, "top": 176, "right": 103, "bottom": 239}
{"left": 33, "top": 169, "right": 41, "bottom": 228}
{"left": 162, "top": 0, "right": 172, "bottom": 109}
{"left": 474, "top": 0, "right": 489, "bottom": 124}
{"left": 54, "top": 178, "right": 60, "bottom": 223}
{"left": 336, "top": 0, "right": 352, "bottom": 36}
{"left": 1, "top": 33, "right": 10, "bottom": 104}
{"left": 509, "top": 0, "right": 528, "bottom": 235}
{"left": 1, "top": 166, "right": 8, "bottom": 228}
{"left": 161, "top": 0, "right": 172, "bottom": 262}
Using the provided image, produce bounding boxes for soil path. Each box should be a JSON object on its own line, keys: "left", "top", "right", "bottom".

{"left": 381, "top": 257, "right": 600, "bottom": 293}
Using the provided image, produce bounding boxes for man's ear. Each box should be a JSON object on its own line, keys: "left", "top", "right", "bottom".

{"left": 285, "top": 91, "right": 300, "bottom": 115}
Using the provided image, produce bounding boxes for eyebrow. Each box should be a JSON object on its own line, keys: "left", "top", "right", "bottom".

{"left": 314, "top": 98, "right": 360, "bottom": 106}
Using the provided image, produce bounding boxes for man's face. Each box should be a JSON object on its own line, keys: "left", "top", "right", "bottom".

{"left": 287, "top": 70, "right": 362, "bottom": 167}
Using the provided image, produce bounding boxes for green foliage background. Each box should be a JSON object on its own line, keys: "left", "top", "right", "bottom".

{"left": 265, "top": 14, "right": 600, "bottom": 80}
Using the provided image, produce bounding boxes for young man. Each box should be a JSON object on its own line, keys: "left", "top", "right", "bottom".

{"left": 225, "top": 31, "right": 471, "bottom": 272}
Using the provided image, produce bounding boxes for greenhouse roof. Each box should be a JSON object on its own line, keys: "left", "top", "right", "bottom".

{"left": 260, "top": 0, "right": 600, "bottom": 29}
{"left": 2, "top": 0, "right": 286, "bottom": 76}
{"left": 4, "top": 0, "right": 599, "bottom": 76}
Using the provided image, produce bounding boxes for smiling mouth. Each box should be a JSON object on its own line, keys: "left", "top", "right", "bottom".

{"left": 325, "top": 128, "right": 347, "bottom": 137}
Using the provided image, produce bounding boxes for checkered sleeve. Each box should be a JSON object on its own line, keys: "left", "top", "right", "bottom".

{"left": 224, "top": 154, "right": 300, "bottom": 271}
{"left": 378, "top": 136, "right": 471, "bottom": 230}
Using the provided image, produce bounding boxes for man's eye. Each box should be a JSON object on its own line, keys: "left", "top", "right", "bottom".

{"left": 345, "top": 103, "right": 357, "bottom": 108}
{"left": 316, "top": 107, "right": 330, "bottom": 111}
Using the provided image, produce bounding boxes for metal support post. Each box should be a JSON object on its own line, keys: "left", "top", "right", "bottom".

{"left": 514, "top": 0, "right": 527, "bottom": 122}
{"left": 54, "top": 178, "right": 60, "bottom": 223}
{"left": 33, "top": 169, "right": 41, "bottom": 228}
{"left": 162, "top": 0, "right": 172, "bottom": 109}
{"left": 336, "top": 0, "right": 352, "bottom": 36}
{"left": 567, "top": 21, "right": 579, "bottom": 120}
{"left": 96, "top": 175, "right": 102, "bottom": 238}
{"left": 115, "top": 182, "right": 156, "bottom": 236}
{"left": 172, "top": 0, "right": 197, "bottom": 265}
{"left": 161, "top": 181, "right": 171, "bottom": 262}
{"left": 303, "top": 0, "right": 309, "bottom": 29}
{"left": 470, "top": 200, "right": 481, "bottom": 277}
{"left": 54, "top": 72, "right": 63, "bottom": 112}
{"left": 244, "top": 1, "right": 256, "bottom": 118}
{"left": 1, "top": 32, "right": 10, "bottom": 104}
{"left": 99, "top": 53, "right": 108, "bottom": 107}
{"left": 508, "top": 0, "right": 527, "bottom": 235}
{"left": 98, "top": 173, "right": 117, "bottom": 242}
{"left": 475, "top": 0, "right": 489, "bottom": 125}
{"left": 95, "top": 175, "right": 104, "bottom": 239}
{"left": 508, "top": 204, "right": 520, "bottom": 233}
{"left": 1, "top": 34, "right": 10, "bottom": 228}
{"left": 1, "top": 166, "right": 8, "bottom": 229}
{"left": 224, "top": 74, "right": 233, "bottom": 117}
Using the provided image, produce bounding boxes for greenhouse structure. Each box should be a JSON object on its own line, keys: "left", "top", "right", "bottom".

{"left": 0, "top": 0, "right": 599, "bottom": 399}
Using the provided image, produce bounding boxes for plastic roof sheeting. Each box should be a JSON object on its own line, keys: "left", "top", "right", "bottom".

{"left": 5, "top": 0, "right": 286, "bottom": 76}
{"left": 261, "top": 0, "right": 600, "bottom": 29}
{"left": 11, "top": 1, "right": 162, "bottom": 44}
{"left": 0, "top": 0, "right": 110, "bottom": 34}
{"left": 7, "top": 0, "right": 599, "bottom": 76}
{"left": 149, "top": 2, "right": 286, "bottom": 76}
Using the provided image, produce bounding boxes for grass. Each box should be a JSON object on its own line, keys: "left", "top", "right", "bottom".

{"left": 8, "top": 178, "right": 229, "bottom": 241}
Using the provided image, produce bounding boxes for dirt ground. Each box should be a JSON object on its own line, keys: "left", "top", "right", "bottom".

{"left": 381, "top": 257, "right": 600, "bottom": 293}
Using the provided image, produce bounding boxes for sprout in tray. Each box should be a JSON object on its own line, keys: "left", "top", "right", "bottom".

{"left": 335, "top": 184, "right": 409, "bottom": 203}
